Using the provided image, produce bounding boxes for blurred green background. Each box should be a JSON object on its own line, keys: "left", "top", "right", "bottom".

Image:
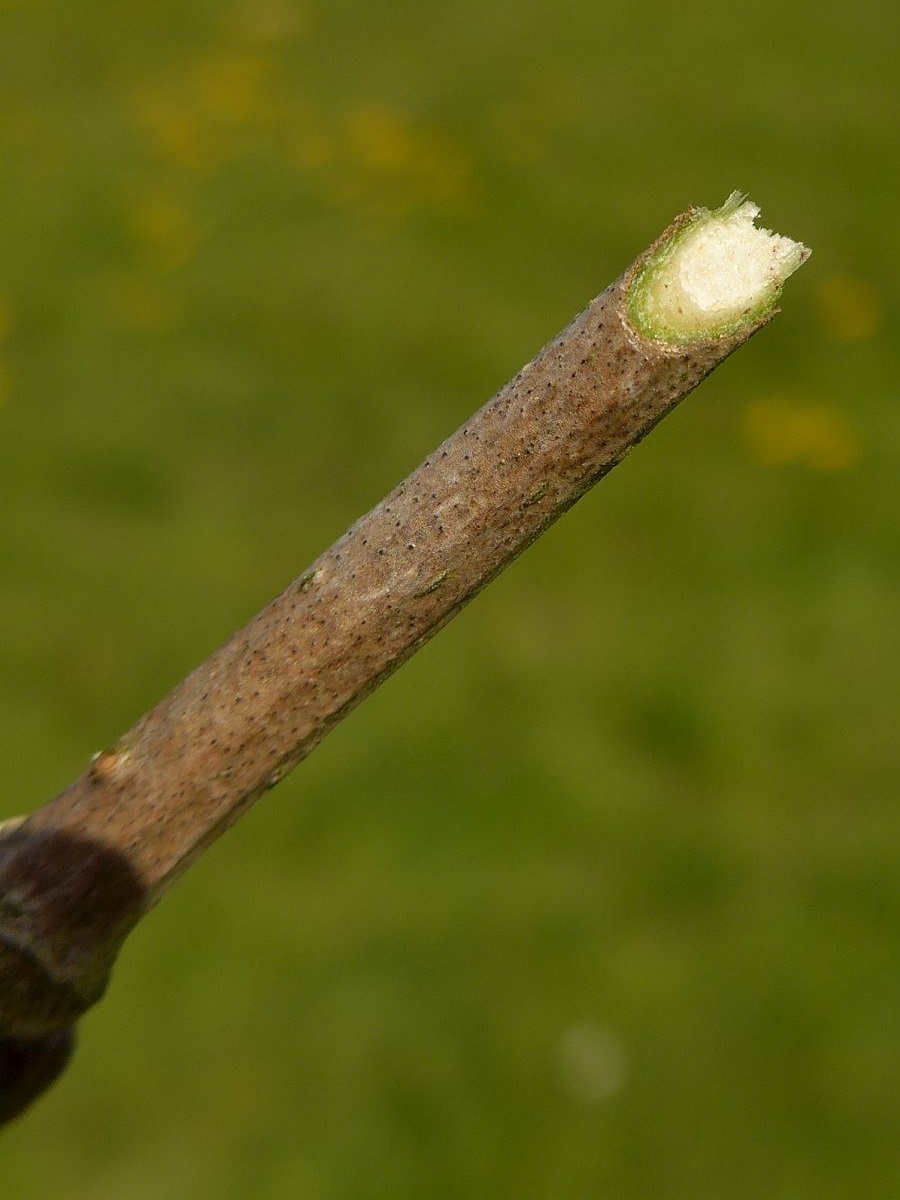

{"left": 1, "top": 0, "right": 898, "bottom": 1195}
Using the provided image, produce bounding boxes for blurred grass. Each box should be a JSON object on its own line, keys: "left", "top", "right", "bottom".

{"left": 1, "top": 0, "right": 898, "bottom": 1195}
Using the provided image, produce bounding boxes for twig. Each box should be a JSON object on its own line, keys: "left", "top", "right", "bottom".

{"left": 0, "top": 195, "right": 808, "bottom": 1124}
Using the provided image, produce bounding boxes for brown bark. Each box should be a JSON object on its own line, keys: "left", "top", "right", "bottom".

{"left": 0, "top": 207, "right": 777, "bottom": 1123}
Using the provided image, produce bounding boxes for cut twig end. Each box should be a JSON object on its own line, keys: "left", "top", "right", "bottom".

{"left": 627, "top": 194, "right": 811, "bottom": 346}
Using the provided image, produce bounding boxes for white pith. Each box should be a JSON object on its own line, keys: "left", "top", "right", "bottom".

{"left": 640, "top": 197, "right": 810, "bottom": 341}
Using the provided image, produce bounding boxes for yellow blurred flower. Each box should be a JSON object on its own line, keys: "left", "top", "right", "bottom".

{"left": 130, "top": 84, "right": 217, "bottom": 173}
{"left": 128, "top": 51, "right": 281, "bottom": 174}
{"left": 193, "top": 52, "right": 278, "bottom": 125}
{"left": 125, "top": 47, "right": 474, "bottom": 224}
{"left": 129, "top": 195, "right": 201, "bottom": 272}
{"left": 742, "top": 398, "right": 862, "bottom": 473}
{"left": 347, "top": 105, "right": 419, "bottom": 174}
{"left": 330, "top": 103, "right": 475, "bottom": 220}
{"left": 816, "top": 274, "right": 881, "bottom": 341}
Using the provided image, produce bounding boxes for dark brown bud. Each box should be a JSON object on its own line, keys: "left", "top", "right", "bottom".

{"left": 0, "top": 1026, "right": 76, "bottom": 1126}
{"left": 0, "top": 825, "right": 148, "bottom": 1125}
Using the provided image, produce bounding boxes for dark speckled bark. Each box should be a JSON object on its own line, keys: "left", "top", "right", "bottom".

{"left": 0, "top": 208, "right": 775, "bottom": 1122}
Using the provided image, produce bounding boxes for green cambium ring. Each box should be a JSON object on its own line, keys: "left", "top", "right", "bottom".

{"left": 628, "top": 192, "right": 810, "bottom": 345}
